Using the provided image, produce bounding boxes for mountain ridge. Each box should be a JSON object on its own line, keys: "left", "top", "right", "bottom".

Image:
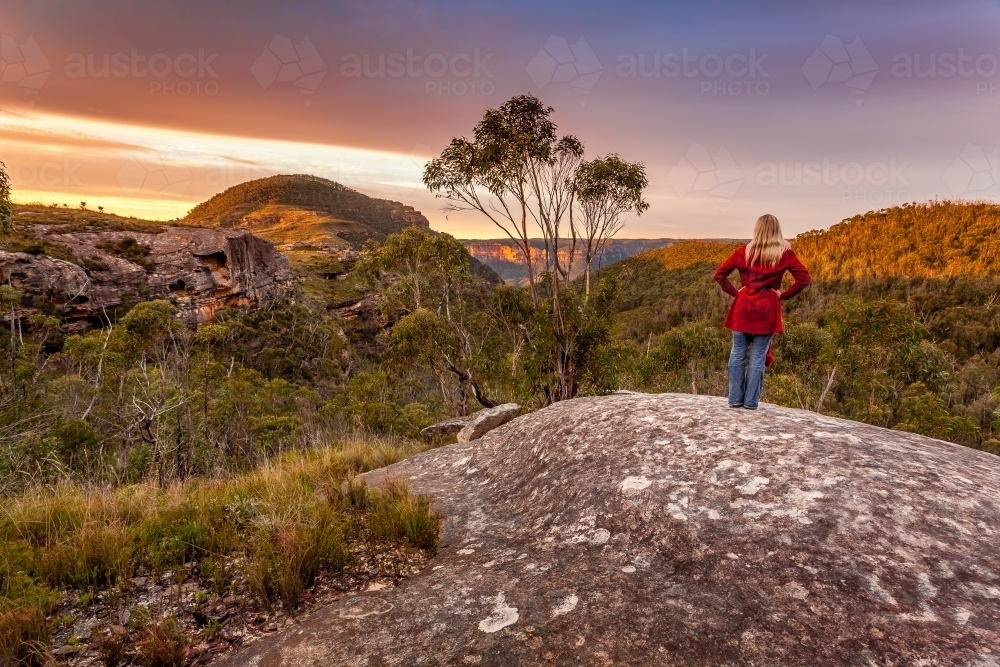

{"left": 185, "top": 174, "right": 430, "bottom": 250}
{"left": 463, "top": 237, "right": 747, "bottom": 285}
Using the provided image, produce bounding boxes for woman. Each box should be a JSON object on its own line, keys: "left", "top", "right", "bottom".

{"left": 714, "top": 214, "right": 811, "bottom": 410}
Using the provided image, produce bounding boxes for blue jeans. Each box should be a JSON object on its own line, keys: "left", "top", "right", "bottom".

{"left": 728, "top": 331, "right": 772, "bottom": 409}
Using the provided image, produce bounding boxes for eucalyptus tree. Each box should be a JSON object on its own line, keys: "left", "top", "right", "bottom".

{"left": 574, "top": 155, "right": 649, "bottom": 297}
{"left": 423, "top": 96, "right": 649, "bottom": 406}
{"left": 529, "top": 135, "right": 584, "bottom": 290}
{"left": 423, "top": 95, "right": 560, "bottom": 307}
{"left": 357, "top": 227, "right": 496, "bottom": 415}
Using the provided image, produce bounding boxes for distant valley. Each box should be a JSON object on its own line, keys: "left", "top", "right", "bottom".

{"left": 462, "top": 238, "right": 747, "bottom": 284}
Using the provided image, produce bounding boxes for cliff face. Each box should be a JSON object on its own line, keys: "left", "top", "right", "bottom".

{"left": 221, "top": 393, "right": 1000, "bottom": 666}
{"left": 463, "top": 238, "right": 719, "bottom": 284}
{"left": 1, "top": 225, "right": 293, "bottom": 331}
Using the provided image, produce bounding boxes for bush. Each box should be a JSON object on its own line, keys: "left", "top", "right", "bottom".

{"left": 97, "top": 237, "right": 155, "bottom": 272}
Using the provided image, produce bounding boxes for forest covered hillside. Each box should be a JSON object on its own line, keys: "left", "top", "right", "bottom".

{"left": 793, "top": 201, "right": 1000, "bottom": 281}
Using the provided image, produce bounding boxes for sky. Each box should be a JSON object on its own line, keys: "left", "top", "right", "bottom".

{"left": 1, "top": 0, "right": 999, "bottom": 239}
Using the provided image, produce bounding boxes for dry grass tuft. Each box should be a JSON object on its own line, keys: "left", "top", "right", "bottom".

{"left": 137, "top": 617, "right": 186, "bottom": 667}
{"left": 0, "top": 604, "right": 53, "bottom": 667}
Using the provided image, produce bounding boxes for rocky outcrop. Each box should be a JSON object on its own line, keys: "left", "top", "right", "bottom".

{"left": 420, "top": 415, "right": 474, "bottom": 438}
{"left": 420, "top": 404, "right": 522, "bottom": 441}
{"left": 456, "top": 403, "right": 521, "bottom": 442}
{"left": 0, "top": 226, "right": 293, "bottom": 331}
{"left": 219, "top": 393, "right": 1000, "bottom": 666}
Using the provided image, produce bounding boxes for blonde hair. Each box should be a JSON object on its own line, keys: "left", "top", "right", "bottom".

{"left": 746, "top": 214, "right": 790, "bottom": 267}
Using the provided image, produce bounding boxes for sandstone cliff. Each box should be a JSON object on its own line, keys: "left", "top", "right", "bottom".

{"left": 1, "top": 224, "right": 293, "bottom": 331}
{"left": 463, "top": 238, "right": 747, "bottom": 285}
{"left": 220, "top": 393, "right": 1000, "bottom": 666}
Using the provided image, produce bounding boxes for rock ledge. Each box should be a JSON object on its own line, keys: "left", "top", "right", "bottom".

{"left": 220, "top": 393, "right": 1000, "bottom": 666}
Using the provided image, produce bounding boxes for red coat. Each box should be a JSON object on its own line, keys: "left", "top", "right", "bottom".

{"left": 714, "top": 247, "right": 812, "bottom": 335}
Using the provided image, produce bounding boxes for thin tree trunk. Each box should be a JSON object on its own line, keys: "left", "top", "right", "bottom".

{"left": 523, "top": 240, "right": 538, "bottom": 307}
{"left": 431, "top": 366, "right": 454, "bottom": 414}
{"left": 816, "top": 366, "right": 837, "bottom": 413}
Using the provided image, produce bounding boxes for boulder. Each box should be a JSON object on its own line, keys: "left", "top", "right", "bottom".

{"left": 456, "top": 403, "right": 521, "bottom": 442}
{"left": 218, "top": 394, "right": 1000, "bottom": 666}
{"left": 0, "top": 226, "right": 293, "bottom": 331}
{"left": 420, "top": 415, "right": 474, "bottom": 438}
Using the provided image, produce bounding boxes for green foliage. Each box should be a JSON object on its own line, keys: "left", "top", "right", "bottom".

{"left": 0, "top": 285, "right": 20, "bottom": 310}
{"left": 0, "top": 228, "right": 79, "bottom": 263}
{"left": 214, "top": 300, "right": 347, "bottom": 390}
{"left": 639, "top": 322, "right": 728, "bottom": 394}
{"left": 328, "top": 371, "right": 433, "bottom": 436}
{"left": 575, "top": 155, "right": 650, "bottom": 217}
{"left": 822, "top": 298, "right": 922, "bottom": 425}
{"left": 356, "top": 226, "right": 472, "bottom": 314}
{"left": 597, "top": 240, "right": 744, "bottom": 341}
{"left": 388, "top": 310, "right": 459, "bottom": 359}
{"left": 895, "top": 382, "right": 978, "bottom": 444}
{"left": 97, "top": 236, "right": 156, "bottom": 272}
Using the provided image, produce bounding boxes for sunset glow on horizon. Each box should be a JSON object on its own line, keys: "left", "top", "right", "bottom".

{"left": 1, "top": 108, "right": 439, "bottom": 224}
{"left": 3, "top": 0, "right": 1000, "bottom": 238}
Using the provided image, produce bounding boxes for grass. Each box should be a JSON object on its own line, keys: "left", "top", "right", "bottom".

{"left": 285, "top": 249, "right": 369, "bottom": 306}
{"left": 0, "top": 604, "right": 51, "bottom": 667}
{"left": 237, "top": 204, "right": 362, "bottom": 249}
{"left": 0, "top": 434, "right": 440, "bottom": 665}
{"left": 138, "top": 617, "right": 187, "bottom": 667}
{"left": 13, "top": 204, "right": 171, "bottom": 233}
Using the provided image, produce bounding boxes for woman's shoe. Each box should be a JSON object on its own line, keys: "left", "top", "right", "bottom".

{"left": 743, "top": 405, "right": 758, "bottom": 410}
{"left": 729, "top": 403, "right": 743, "bottom": 408}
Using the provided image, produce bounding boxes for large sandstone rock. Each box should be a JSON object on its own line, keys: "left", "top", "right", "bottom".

{"left": 422, "top": 404, "right": 523, "bottom": 441}
{"left": 456, "top": 403, "right": 520, "bottom": 442}
{"left": 220, "top": 394, "right": 1000, "bottom": 666}
{"left": 0, "top": 226, "right": 293, "bottom": 331}
{"left": 420, "top": 415, "right": 474, "bottom": 438}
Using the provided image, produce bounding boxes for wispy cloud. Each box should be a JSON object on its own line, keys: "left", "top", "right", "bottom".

{"left": 2, "top": 0, "right": 999, "bottom": 236}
